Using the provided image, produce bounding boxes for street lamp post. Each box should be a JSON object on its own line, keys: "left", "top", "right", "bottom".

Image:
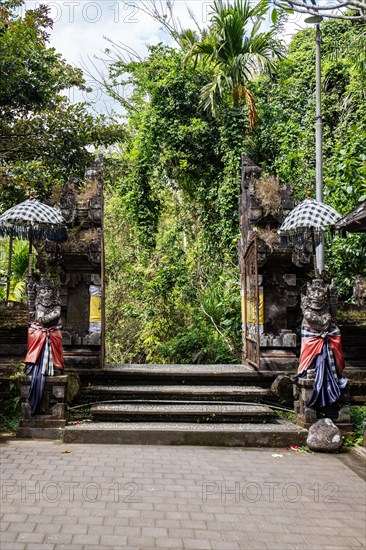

{"left": 305, "top": 14, "right": 325, "bottom": 273}
{"left": 315, "top": 19, "right": 324, "bottom": 273}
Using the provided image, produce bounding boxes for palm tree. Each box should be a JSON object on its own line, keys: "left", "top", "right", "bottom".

{"left": 189, "top": 0, "right": 285, "bottom": 128}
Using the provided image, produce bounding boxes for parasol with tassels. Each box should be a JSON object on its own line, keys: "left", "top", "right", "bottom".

{"left": 279, "top": 197, "right": 342, "bottom": 274}
{"left": 0, "top": 198, "right": 67, "bottom": 300}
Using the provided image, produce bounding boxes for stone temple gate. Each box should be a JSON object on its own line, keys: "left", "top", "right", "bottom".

{"left": 53, "top": 153, "right": 313, "bottom": 372}
{"left": 0, "top": 154, "right": 313, "bottom": 374}
{"left": 51, "top": 153, "right": 312, "bottom": 372}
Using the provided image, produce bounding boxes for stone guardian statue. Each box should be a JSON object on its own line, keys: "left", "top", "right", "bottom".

{"left": 296, "top": 277, "right": 347, "bottom": 409}
{"left": 24, "top": 278, "right": 64, "bottom": 414}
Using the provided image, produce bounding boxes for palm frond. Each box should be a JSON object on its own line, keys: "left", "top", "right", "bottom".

{"left": 199, "top": 74, "right": 231, "bottom": 116}
{"left": 189, "top": 0, "right": 285, "bottom": 121}
{"left": 11, "top": 240, "right": 29, "bottom": 280}
{"left": 8, "top": 279, "right": 26, "bottom": 303}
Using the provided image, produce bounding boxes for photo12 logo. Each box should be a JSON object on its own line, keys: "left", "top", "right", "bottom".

{"left": 202, "top": 481, "right": 339, "bottom": 503}
{"left": 20, "top": 1, "right": 140, "bottom": 24}
{"left": 1, "top": 481, "right": 141, "bottom": 504}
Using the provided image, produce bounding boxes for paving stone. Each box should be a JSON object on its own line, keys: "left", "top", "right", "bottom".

{"left": 184, "top": 539, "right": 213, "bottom": 549}
{"left": 44, "top": 533, "right": 73, "bottom": 544}
{"left": 100, "top": 534, "right": 128, "bottom": 545}
{"left": 141, "top": 526, "right": 168, "bottom": 537}
{"left": 2, "top": 514, "right": 28, "bottom": 523}
{"left": 26, "top": 545, "right": 55, "bottom": 550}
{"left": 1, "top": 440, "right": 365, "bottom": 550}
{"left": 114, "top": 526, "right": 142, "bottom": 537}
{"left": 0, "top": 532, "right": 18, "bottom": 543}
{"left": 72, "top": 533, "right": 101, "bottom": 545}
{"left": 7, "top": 523, "right": 35, "bottom": 533}
{"left": 195, "top": 529, "right": 223, "bottom": 541}
{"left": 0, "top": 544, "right": 26, "bottom": 550}
{"left": 34, "top": 524, "right": 61, "bottom": 534}
{"left": 16, "top": 532, "right": 45, "bottom": 543}
{"left": 126, "top": 535, "right": 155, "bottom": 547}
{"left": 155, "top": 537, "right": 185, "bottom": 548}
{"left": 59, "top": 523, "right": 88, "bottom": 535}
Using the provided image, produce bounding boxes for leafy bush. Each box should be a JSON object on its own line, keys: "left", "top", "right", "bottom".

{"left": 0, "top": 365, "right": 24, "bottom": 432}
{"left": 350, "top": 405, "right": 366, "bottom": 441}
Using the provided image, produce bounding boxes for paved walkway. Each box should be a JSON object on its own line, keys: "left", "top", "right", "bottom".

{"left": 1, "top": 439, "right": 365, "bottom": 550}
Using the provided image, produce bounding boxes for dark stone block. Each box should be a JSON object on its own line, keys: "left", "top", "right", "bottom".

{"left": 271, "top": 375, "right": 293, "bottom": 406}
{"left": 260, "top": 352, "right": 297, "bottom": 371}
{"left": 17, "top": 427, "right": 64, "bottom": 439}
{"left": 66, "top": 283, "right": 89, "bottom": 334}
{"left": 17, "top": 375, "right": 69, "bottom": 439}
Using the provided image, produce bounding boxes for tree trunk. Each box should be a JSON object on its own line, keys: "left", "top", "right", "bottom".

{"left": 232, "top": 83, "right": 239, "bottom": 107}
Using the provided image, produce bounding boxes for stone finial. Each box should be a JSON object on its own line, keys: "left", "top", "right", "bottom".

{"left": 241, "top": 153, "right": 261, "bottom": 190}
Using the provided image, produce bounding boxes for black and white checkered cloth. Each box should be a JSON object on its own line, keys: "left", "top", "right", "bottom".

{"left": 279, "top": 198, "right": 342, "bottom": 234}
{"left": 0, "top": 198, "right": 67, "bottom": 241}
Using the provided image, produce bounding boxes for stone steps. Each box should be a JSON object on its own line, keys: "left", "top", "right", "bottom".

{"left": 63, "top": 420, "right": 307, "bottom": 447}
{"left": 90, "top": 402, "right": 275, "bottom": 423}
{"left": 67, "top": 363, "right": 307, "bottom": 447}
{"left": 74, "top": 363, "right": 272, "bottom": 387}
{"left": 106, "top": 363, "right": 256, "bottom": 375}
{"left": 84, "top": 384, "right": 270, "bottom": 402}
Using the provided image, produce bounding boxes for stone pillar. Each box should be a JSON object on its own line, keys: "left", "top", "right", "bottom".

{"left": 17, "top": 375, "right": 69, "bottom": 439}
{"left": 46, "top": 156, "right": 104, "bottom": 369}
{"left": 239, "top": 154, "right": 311, "bottom": 370}
{"left": 293, "top": 377, "right": 352, "bottom": 433}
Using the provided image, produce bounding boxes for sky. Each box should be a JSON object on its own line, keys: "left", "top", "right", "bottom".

{"left": 23, "top": 1, "right": 307, "bottom": 115}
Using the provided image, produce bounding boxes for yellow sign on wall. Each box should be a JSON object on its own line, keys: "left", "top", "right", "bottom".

{"left": 89, "top": 295, "right": 102, "bottom": 323}
{"left": 242, "top": 291, "right": 264, "bottom": 325}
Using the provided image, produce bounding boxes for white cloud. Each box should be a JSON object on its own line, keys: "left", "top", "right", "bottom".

{"left": 24, "top": 1, "right": 307, "bottom": 113}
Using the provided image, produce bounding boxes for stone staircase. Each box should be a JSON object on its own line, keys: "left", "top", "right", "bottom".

{"left": 64, "top": 364, "right": 307, "bottom": 446}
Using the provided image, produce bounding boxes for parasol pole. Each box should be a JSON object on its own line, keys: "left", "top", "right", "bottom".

{"left": 311, "top": 232, "right": 318, "bottom": 277}
{"left": 6, "top": 232, "right": 13, "bottom": 302}
{"left": 28, "top": 191, "right": 34, "bottom": 278}
{"left": 306, "top": 189, "right": 319, "bottom": 277}
{"left": 28, "top": 235, "right": 33, "bottom": 277}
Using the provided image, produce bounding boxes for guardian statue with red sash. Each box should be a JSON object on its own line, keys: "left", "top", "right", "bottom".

{"left": 296, "top": 278, "right": 348, "bottom": 409}
{"left": 25, "top": 278, "right": 64, "bottom": 414}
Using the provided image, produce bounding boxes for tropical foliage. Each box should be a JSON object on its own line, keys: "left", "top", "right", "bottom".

{"left": 251, "top": 17, "right": 366, "bottom": 296}
{"left": 0, "top": 0, "right": 124, "bottom": 211}
{"left": 1, "top": 0, "right": 364, "bottom": 362}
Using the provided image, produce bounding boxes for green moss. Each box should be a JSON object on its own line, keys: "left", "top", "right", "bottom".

{"left": 66, "top": 374, "right": 81, "bottom": 403}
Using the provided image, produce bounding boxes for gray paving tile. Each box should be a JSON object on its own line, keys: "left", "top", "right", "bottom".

{"left": 0, "top": 440, "right": 364, "bottom": 550}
